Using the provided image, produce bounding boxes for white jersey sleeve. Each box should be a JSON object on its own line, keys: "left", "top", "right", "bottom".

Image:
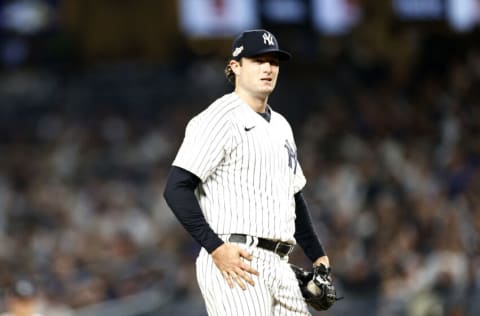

{"left": 173, "top": 96, "right": 237, "bottom": 181}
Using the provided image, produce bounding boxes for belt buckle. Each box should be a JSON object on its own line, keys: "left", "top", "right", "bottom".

{"left": 286, "top": 244, "right": 294, "bottom": 256}
{"left": 274, "top": 242, "right": 281, "bottom": 255}
{"left": 274, "top": 242, "right": 293, "bottom": 257}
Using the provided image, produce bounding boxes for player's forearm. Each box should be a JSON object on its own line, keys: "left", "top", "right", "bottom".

{"left": 163, "top": 166, "right": 224, "bottom": 253}
{"left": 294, "top": 191, "right": 327, "bottom": 261}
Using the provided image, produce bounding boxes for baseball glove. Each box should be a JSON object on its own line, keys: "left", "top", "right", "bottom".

{"left": 290, "top": 263, "right": 341, "bottom": 311}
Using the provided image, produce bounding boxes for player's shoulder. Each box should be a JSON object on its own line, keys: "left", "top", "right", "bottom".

{"left": 271, "top": 108, "right": 286, "bottom": 120}
{"left": 205, "top": 92, "right": 243, "bottom": 114}
{"left": 191, "top": 93, "right": 242, "bottom": 124}
{"left": 271, "top": 108, "right": 292, "bottom": 127}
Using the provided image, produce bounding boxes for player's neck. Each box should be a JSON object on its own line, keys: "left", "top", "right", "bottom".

{"left": 234, "top": 90, "right": 269, "bottom": 113}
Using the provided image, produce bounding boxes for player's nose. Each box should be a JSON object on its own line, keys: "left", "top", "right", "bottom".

{"left": 261, "top": 62, "right": 273, "bottom": 73}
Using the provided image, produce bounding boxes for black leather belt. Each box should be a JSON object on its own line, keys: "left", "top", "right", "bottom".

{"left": 228, "top": 234, "right": 294, "bottom": 257}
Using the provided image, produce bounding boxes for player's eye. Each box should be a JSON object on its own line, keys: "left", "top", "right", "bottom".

{"left": 255, "top": 58, "right": 279, "bottom": 66}
{"left": 269, "top": 59, "right": 279, "bottom": 66}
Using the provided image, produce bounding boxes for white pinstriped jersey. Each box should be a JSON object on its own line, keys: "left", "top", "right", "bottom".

{"left": 173, "top": 92, "right": 306, "bottom": 243}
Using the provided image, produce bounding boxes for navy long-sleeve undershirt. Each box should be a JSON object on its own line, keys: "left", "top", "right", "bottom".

{"left": 163, "top": 166, "right": 326, "bottom": 259}
{"left": 293, "top": 191, "right": 326, "bottom": 261}
{"left": 163, "top": 166, "right": 223, "bottom": 253}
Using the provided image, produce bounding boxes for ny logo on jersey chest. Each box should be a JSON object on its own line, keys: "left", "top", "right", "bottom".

{"left": 284, "top": 140, "right": 297, "bottom": 174}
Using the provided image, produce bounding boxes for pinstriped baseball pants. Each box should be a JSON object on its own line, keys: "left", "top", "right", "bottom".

{"left": 196, "top": 237, "right": 311, "bottom": 316}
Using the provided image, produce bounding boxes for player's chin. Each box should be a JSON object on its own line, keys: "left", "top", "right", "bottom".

{"left": 256, "top": 88, "right": 274, "bottom": 98}
{"left": 258, "top": 83, "right": 276, "bottom": 93}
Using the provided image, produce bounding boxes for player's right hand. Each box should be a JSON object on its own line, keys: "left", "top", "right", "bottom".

{"left": 211, "top": 243, "right": 259, "bottom": 290}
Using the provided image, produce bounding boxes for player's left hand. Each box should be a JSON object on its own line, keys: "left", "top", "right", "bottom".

{"left": 290, "top": 263, "right": 341, "bottom": 311}
{"left": 313, "top": 255, "right": 330, "bottom": 268}
{"left": 211, "top": 243, "right": 259, "bottom": 290}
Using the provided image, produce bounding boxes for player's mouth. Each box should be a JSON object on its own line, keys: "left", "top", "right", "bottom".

{"left": 261, "top": 78, "right": 272, "bottom": 83}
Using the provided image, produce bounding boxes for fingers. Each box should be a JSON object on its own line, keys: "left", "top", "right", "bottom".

{"left": 222, "top": 271, "right": 234, "bottom": 289}
{"left": 222, "top": 270, "right": 248, "bottom": 290}
{"left": 238, "top": 248, "right": 259, "bottom": 275}
{"left": 233, "top": 271, "right": 247, "bottom": 290}
{"left": 239, "top": 261, "right": 259, "bottom": 276}
{"left": 239, "top": 248, "right": 253, "bottom": 261}
{"left": 213, "top": 243, "right": 259, "bottom": 290}
{"left": 219, "top": 261, "right": 258, "bottom": 290}
{"left": 236, "top": 266, "right": 256, "bottom": 287}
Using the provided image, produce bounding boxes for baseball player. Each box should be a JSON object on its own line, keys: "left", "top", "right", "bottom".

{"left": 164, "top": 29, "right": 330, "bottom": 315}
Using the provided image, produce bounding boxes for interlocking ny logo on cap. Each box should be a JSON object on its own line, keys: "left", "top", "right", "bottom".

{"left": 263, "top": 32, "right": 275, "bottom": 46}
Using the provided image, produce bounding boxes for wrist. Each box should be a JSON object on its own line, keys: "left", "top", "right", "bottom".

{"left": 313, "top": 256, "right": 330, "bottom": 268}
{"left": 207, "top": 240, "right": 225, "bottom": 254}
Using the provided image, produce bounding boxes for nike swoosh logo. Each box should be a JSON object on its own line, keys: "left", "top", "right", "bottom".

{"left": 244, "top": 126, "right": 255, "bottom": 132}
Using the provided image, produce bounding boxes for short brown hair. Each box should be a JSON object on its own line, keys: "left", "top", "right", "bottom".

{"left": 224, "top": 59, "right": 242, "bottom": 85}
{"left": 224, "top": 64, "right": 234, "bottom": 85}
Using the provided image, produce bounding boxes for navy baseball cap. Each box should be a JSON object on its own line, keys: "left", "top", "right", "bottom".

{"left": 231, "top": 29, "right": 292, "bottom": 61}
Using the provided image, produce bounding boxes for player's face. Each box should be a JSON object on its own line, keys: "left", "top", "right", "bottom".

{"left": 234, "top": 53, "right": 280, "bottom": 98}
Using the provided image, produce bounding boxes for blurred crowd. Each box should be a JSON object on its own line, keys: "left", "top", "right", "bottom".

{"left": 0, "top": 25, "right": 480, "bottom": 316}
{"left": 295, "top": 43, "right": 480, "bottom": 316}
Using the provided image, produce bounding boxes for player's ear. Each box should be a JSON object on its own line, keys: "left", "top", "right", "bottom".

{"left": 229, "top": 59, "right": 241, "bottom": 75}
